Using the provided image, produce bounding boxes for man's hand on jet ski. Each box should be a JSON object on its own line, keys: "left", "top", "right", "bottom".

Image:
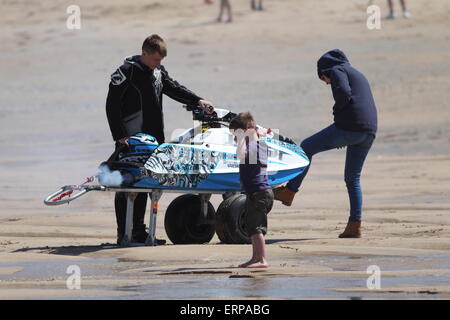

{"left": 117, "top": 137, "right": 129, "bottom": 146}
{"left": 198, "top": 99, "right": 215, "bottom": 114}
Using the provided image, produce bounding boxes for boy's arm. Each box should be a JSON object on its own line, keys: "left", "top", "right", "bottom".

{"left": 256, "top": 125, "right": 271, "bottom": 137}
{"left": 329, "top": 66, "right": 352, "bottom": 111}
{"left": 161, "top": 66, "right": 203, "bottom": 106}
{"left": 105, "top": 67, "right": 129, "bottom": 141}
{"left": 236, "top": 134, "right": 248, "bottom": 161}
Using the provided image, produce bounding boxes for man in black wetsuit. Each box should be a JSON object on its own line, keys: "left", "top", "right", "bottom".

{"left": 106, "top": 34, "right": 214, "bottom": 245}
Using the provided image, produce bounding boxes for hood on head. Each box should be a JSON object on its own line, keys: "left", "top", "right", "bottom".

{"left": 124, "top": 55, "right": 146, "bottom": 71}
{"left": 317, "top": 49, "right": 349, "bottom": 79}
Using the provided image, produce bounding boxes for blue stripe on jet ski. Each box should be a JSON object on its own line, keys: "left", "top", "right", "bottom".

{"left": 129, "top": 167, "right": 307, "bottom": 191}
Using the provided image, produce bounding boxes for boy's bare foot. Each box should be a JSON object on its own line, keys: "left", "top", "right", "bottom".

{"left": 245, "top": 261, "right": 268, "bottom": 268}
{"left": 238, "top": 259, "right": 268, "bottom": 268}
{"left": 238, "top": 260, "right": 252, "bottom": 268}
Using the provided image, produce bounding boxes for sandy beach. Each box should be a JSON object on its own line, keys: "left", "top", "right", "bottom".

{"left": 1, "top": 0, "right": 450, "bottom": 299}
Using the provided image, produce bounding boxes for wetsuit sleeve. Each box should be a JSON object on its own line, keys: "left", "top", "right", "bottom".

{"left": 160, "top": 66, "right": 203, "bottom": 106}
{"left": 329, "top": 66, "right": 352, "bottom": 111}
{"left": 105, "top": 67, "right": 129, "bottom": 141}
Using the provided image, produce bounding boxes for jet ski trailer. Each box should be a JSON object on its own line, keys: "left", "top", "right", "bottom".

{"left": 44, "top": 106, "right": 309, "bottom": 247}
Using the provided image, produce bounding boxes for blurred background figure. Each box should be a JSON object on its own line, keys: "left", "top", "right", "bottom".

{"left": 217, "top": 0, "right": 232, "bottom": 23}
{"left": 387, "top": 0, "right": 411, "bottom": 19}
{"left": 204, "top": 0, "right": 213, "bottom": 4}
{"left": 251, "top": 0, "right": 264, "bottom": 11}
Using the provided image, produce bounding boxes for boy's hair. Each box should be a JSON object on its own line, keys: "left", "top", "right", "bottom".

{"left": 142, "top": 34, "right": 167, "bottom": 57}
{"left": 229, "top": 112, "right": 256, "bottom": 131}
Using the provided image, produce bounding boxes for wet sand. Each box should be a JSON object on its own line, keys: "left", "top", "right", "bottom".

{"left": 1, "top": 0, "right": 450, "bottom": 299}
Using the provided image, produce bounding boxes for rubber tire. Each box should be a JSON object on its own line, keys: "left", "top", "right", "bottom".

{"left": 215, "top": 194, "right": 251, "bottom": 244}
{"left": 164, "top": 194, "right": 216, "bottom": 245}
{"left": 222, "top": 191, "right": 239, "bottom": 201}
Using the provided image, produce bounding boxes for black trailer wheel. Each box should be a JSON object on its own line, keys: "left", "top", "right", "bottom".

{"left": 215, "top": 194, "right": 251, "bottom": 244}
{"left": 164, "top": 194, "right": 216, "bottom": 245}
{"left": 222, "top": 191, "right": 239, "bottom": 201}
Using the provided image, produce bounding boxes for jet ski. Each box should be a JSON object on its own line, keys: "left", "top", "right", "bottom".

{"left": 44, "top": 105, "right": 309, "bottom": 246}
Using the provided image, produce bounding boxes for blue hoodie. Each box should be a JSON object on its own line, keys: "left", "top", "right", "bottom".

{"left": 317, "top": 49, "right": 377, "bottom": 136}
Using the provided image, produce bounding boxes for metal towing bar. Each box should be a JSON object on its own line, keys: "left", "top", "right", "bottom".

{"left": 44, "top": 184, "right": 226, "bottom": 247}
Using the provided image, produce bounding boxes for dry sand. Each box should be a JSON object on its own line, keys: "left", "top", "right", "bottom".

{"left": 1, "top": 0, "right": 450, "bottom": 299}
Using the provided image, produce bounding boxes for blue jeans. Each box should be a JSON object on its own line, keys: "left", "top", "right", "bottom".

{"left": 287, "top": 124, "right": 375, "bottom": 222}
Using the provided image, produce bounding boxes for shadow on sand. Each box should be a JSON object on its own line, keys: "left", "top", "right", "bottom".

{"left": 12, "top": 243, "right": 120, "bottom": 256}
{"left": 11, "top": 238, "right": 320, "bottom": 257}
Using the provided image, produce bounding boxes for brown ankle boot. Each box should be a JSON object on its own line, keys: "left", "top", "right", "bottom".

{"left": 273, "top": 186, "right": 296, "bottom": 206}
{"left": 338, "top": 221, "right": 362, "bottom": 238}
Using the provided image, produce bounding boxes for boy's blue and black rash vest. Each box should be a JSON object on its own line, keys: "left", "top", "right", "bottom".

{"left": 105, "top": 55, "right": 203, "bottom": 143}
{"left": 239, "top": 138, "right": 271, "bottom": 195}
{"left": 317, "top": 49, "right": 378, "bottom": 136}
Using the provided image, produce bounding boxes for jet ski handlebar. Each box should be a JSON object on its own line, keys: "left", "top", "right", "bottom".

{"left": 183, "top": 104, "right": 296, "bottom": 145}
{"left": 183, "top": 104, "right": 237, "bottom": 124}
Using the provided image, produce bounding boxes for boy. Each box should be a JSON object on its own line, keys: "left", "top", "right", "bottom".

{"left": 106, "top": 34, "right": 214, "bottom": 245}
{"left": 229, "top": 112, "right": 274, "bottom": 268}
{"left": 273, "top": 49, "right": 377, "bottom": 238}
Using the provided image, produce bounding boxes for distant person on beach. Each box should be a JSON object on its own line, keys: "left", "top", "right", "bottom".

{"left": 230, "top": 113, "right": 274, "bottom": 268}
{"left": 105, "top": 34, "right": 214, "bottom": 245}
{"left": 217, "top": 0, "right": 232, "bottom": 23}
{"left": 273, "top": 49, "right": 378, "bottom": 239}
{"left": 387, "top": 0, "right": 411, "bottom": 19}
{"left": 251, "top": 0, "right": 264, "bottom": 11}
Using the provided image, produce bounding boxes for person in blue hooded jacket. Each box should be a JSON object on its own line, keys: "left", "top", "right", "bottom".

{"left": 273, "top": 49, "right": 377, "bottom": 238}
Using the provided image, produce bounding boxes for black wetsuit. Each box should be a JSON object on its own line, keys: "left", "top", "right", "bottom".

{"left": 106, "top": 55, "right": 203, "bottom": 143}
{"left": 105, "top": 55, "right": 203, "bottom": 243}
